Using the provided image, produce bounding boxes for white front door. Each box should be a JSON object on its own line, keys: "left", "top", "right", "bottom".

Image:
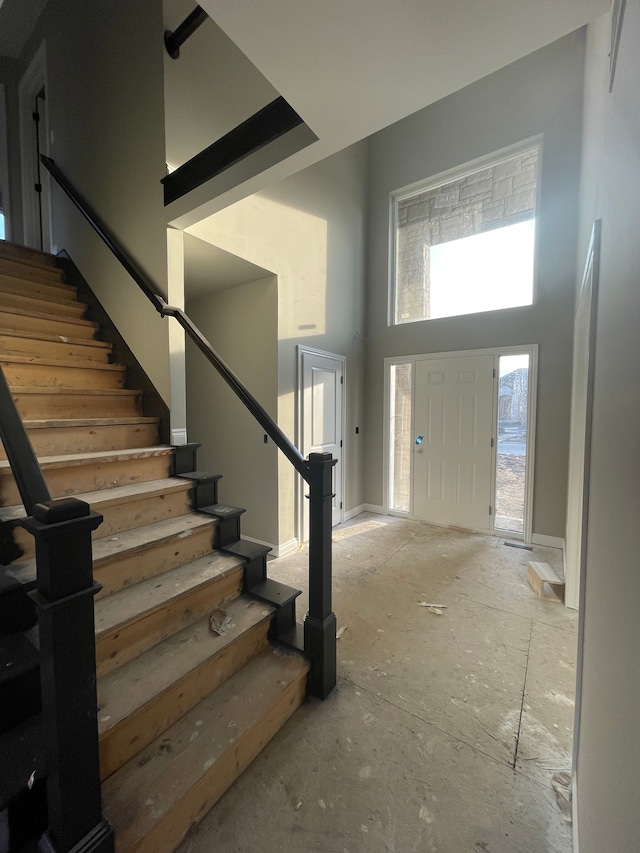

{"left": 299, "top": 347, "right": 344, "bottom": 539}
{"left": 413, "top": 355, "right": 494, "bottom": 530}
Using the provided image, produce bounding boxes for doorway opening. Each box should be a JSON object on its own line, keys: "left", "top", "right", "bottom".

{"left": 386, "top": 346, "right": 537, "bottom": 540}
{"left": 298, "top": 346, "right": 345, "bottom": 542}
{"left": 0, "top": 84, "right": 10, "bottom": 240}
{"left": 19, "top": 43, "right": 51, "bottom": 252}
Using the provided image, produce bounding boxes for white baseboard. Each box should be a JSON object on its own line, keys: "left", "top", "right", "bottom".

{"left": 344, "top": 504, "right": 385, "bottom": 522}
{"left": 170, "top": 428, "right": 188, "bottom": 446}
{"left": 362, "top": 503, "right": 385, "bottom": 515}
{"left": 344, "top": 504, "right": 366, "bottom": 521}
{"left": 531, "top": 533, "right": 565, "bottom": 550}
{"left": 243, "top": 535, "right": 299, "bottom": 559}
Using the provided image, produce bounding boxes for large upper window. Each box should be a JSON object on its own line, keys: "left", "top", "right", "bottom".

{"left": 391, "top": 142, "right": 540, "bottom": 324}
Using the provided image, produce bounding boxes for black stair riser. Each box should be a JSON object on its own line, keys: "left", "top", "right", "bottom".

{"left": 0, "top": 520, "right": 23, "bottom": 566}
{"left": 0, "top": 666, "right": 41, "bottom": 733}
{"left": 0, "top": 586, "right": 37, "bottom": 636}
{"left": 5, "top": 777, "right": 48, "bottom": 852}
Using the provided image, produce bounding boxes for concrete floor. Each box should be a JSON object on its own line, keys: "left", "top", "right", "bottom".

{"left": 177, "top": 513, "right": 578, "bottom": 853}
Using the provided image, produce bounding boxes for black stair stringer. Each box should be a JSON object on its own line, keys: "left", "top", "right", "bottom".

{"left": 0, "top": 633, "right": 41, "bottom": 733}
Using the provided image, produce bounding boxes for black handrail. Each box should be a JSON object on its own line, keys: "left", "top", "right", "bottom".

{"left": 0, "top": 365, "right": 50, "bottom": 514}
{"left": 40, "top": 156, "right": 307, "bottom": 480}
{"left": 164, "top": 5, "right": 208, "bottom": 60}
{"left": 41, "top": 154, "right": 336, "bottom": 701}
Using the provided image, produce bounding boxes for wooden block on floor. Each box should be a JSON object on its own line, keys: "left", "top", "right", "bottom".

{"left": 527, "top": 561, "right": 564, "bottom": 603}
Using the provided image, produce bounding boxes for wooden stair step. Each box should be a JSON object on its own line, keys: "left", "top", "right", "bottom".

{"left": 6, "top": 512, "right": 219, "bottom": 598}
{"left": 97, "top": 597, "right": 275, "bottom": 780}
{"left": 93, "top": 513, "right": 218, "bottom": 597}
{"left": 0, "top": 354, "right": 126, "bottom": 390}
{"left": 95, "top": 551, "right": 244, "bottom": 677}
{"left": 0, "top": 305, "right": 99, "bottom": 339}
{"left": 0, "top": 329, "right": 111, "bottom": 363}
{"left": 4, "top": 478, "right": 193, "bottom": 558}
{"left": 103, "top": 646, "right": 309, "bottom": 853}
{"left": 0, "top": 289, "right": 87, "bottom": 319}
{"left": 0, "top": 270, "right": 75, "bottom": 300}
{"left": 0, "top": 241, "right": 61, "bottom": 271}
{"left": 0, "top": 416, "right": 160, "bottom": 459}
{"left": 0, "top": 445, "right": 171, "bottom": 506}
{"left": 9, "top": 386, "right": 142, "bottom": 421}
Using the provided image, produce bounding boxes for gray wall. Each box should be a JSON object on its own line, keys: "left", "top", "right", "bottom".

{"left": 186, "top": 276, "right": 279, "bottom": 546}
{"left": 364, "top": 31, "right": 586, "bottom": 539}
{"left": 13, "top": 0, "right": 171, "bottom": 401}
{"left": 187, "top": 142, "right": 368, "bottom": 547}
{"left": 574, "top": 6, "right": 640, "bottom": 850}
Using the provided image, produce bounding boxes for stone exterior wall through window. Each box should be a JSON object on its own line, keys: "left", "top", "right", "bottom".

{"left": 394, "top": 147, "right": 539, "bottom": 323}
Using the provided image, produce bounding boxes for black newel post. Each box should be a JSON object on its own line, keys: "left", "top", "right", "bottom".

{"left": 304, "top": 452, "right": 337, "bottom": 700}
{"left": 22, "top": 498, "right": 114, "bottom": 853}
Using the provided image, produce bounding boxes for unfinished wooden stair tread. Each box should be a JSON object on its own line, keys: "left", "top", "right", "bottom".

{"left": 0, "top": 445, "right": 173, "bottom": 506}
{"left": 98, "top": 597, "right": 275, "bottom": 779}
{"left": 0, "top": 331, "right": 111, "bottom": 363}
{"left": 102, "top": 646, "right": 309, "bottom": 853}
{"left": 3, "top": 478, "right": 193, "bottom": 559}
{"left": 0, "top": 476, "right": 191, "bottom": 520}
{"left": 11, "top": 415, "right": 158, "bottom": 429}
{"left": 0, "top": 419, "right": 161, "bottom": 459}
{"left": 93, "top": 513, "right": 218, "bottom": 597}
{"left": 0, "top": 327, "right": 106, "bottom": 349}
{"left": 0, "top": 273, "right": 76, "bottom": 302}
{"left": 5, "top": 512, "right": 219, "bottom": 595}
{"left": 0, "top": 241, "right": 64, "bottom": 270}
{"left": 0, "top": 253, "right": 66, "bottom": 278}
{"left": 95, "top": 551, "right": 244, "bottom": 676}
{"left": 0, "top": 445, "right": 172, "bottom": 474}
{"left": 0, "top": 304, "right": 99, "bottom": 337}
{"left": 0, "top": 288, "right": 87, "bottom": 318}
{"left": 8, "top": 387, "right": 143, "bottom": 421}
{"left": 0, "top": 354, "right": 126, "bottom": 390}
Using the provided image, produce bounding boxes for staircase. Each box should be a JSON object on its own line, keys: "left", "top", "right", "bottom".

{"left": 0, "top": 242, "right": 309, "bottom": 853}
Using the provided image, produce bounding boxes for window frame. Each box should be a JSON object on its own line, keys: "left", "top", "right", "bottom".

{"left": 388, "top": 136, "right": 543, "bottom": 326}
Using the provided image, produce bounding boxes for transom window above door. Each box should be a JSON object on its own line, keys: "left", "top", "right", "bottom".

{"left": 390, "top": 141, "right": 541, "bottom": 325}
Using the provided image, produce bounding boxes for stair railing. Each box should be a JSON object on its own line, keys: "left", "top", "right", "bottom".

{"left": 164, "top": 4, "right": 208, "bottom": 60}
{"left": 0, "top": 367, "right": 114, "bottom": 853}
{"left": 41, "top": 154, "right": 337, "bottom": 700}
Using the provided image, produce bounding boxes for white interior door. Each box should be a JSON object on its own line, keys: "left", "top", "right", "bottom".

{"left": 299, "top": 347, "right": 344, "bottom": 539}
{"left": 413, "top": 355, "right": 494, "bottom": 530}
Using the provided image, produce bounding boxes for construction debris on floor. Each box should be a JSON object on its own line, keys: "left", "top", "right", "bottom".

{"left": 177, "top": 514, "right": 578, "bottom": 853}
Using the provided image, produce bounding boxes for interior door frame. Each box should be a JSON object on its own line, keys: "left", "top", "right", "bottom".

{"left": 297, "top": 345, "right": 346, "bottom": 542}
{"left": 384, "top": 344, "right": 538, "bottom": 542}
{"left": 0, "top": 84, "right": 11, "bottom": 240}
{"left": 565, "top": 220, "right": 601, "bottom": 612}
{"left": 19, "top": 42, "right": 52, "bottom": 252}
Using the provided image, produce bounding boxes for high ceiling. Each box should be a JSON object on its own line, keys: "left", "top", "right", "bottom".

{"left": 166, "top": 0, "right": 608, "bottom": 225}
{"left": 204, "top": 0, "right": 608, "bottom": 153}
